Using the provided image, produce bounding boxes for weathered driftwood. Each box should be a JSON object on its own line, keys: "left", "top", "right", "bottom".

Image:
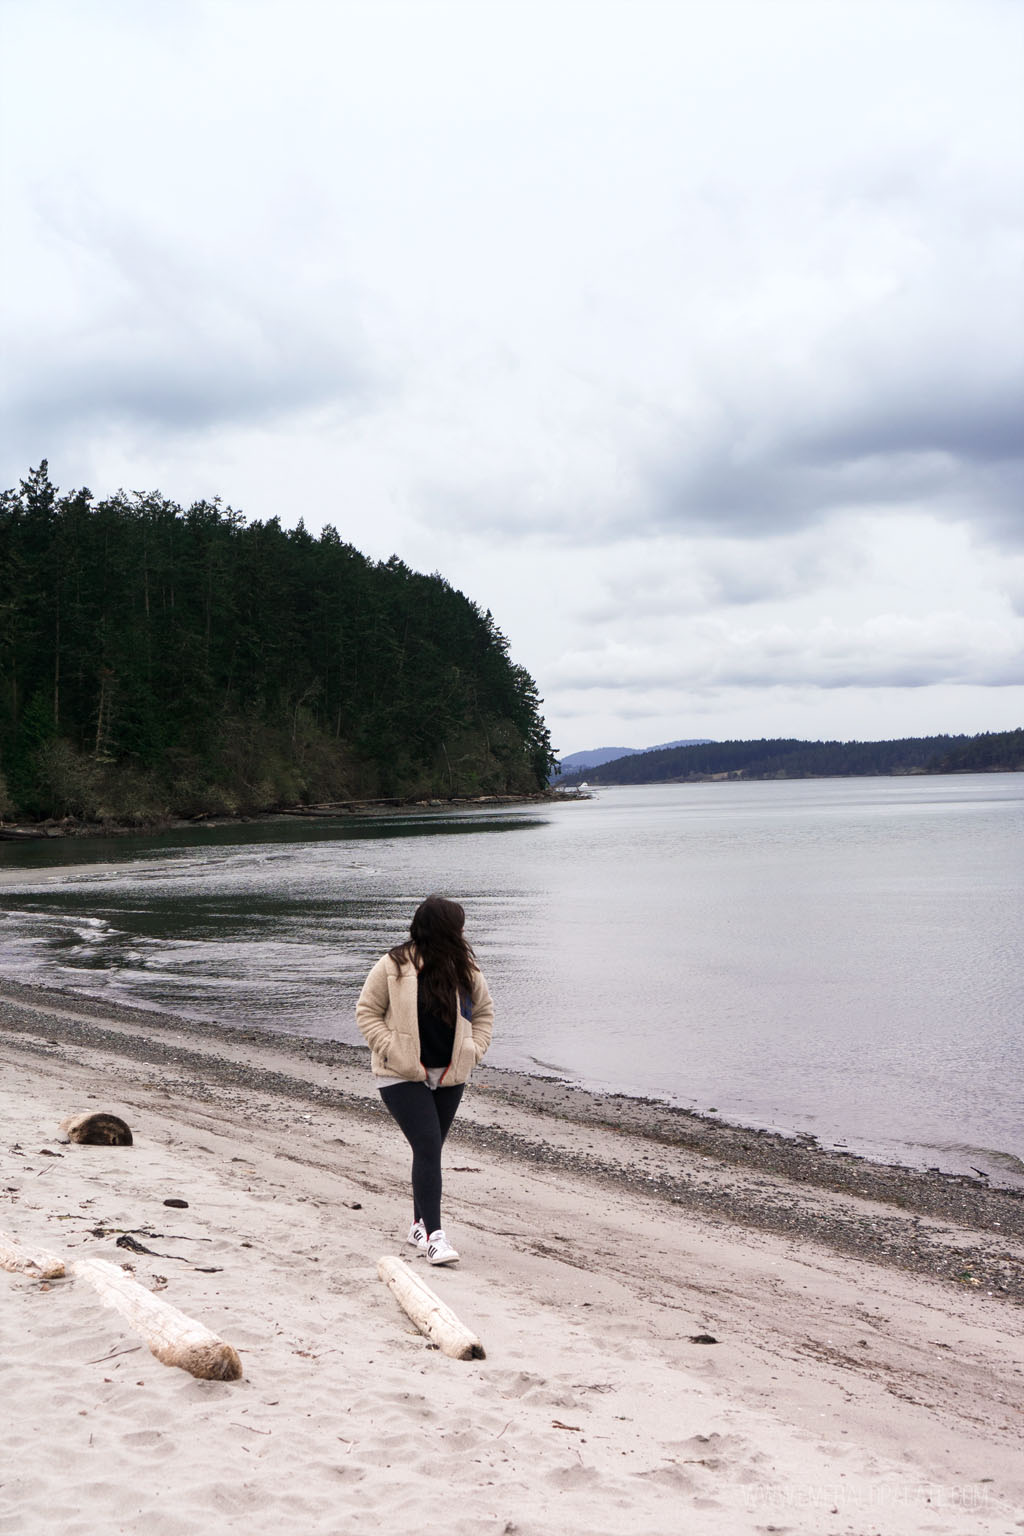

{"left": 377, "top": 1255, "right": 485, "bottom": 1360}
{"left": 0, "top": 1228, "right": 65, "bottom": 1279}
{"left": 72, "top": 1258, "right": 242, "bottom": 1381}
{"left": 59, "top": 1112, "right": 133, "bottom": 1146}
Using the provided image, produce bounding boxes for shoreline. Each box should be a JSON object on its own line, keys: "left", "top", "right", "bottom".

{"left": 3, "top": 973, "right": 1023, "bottom": 1533}
{"left": 3, "top": 782, "right": 1018, "bottom": 1203}
{"left": 3, "top": 764, "right": 1020, "bottom": 840}
{"left": 0, "top": 790, "right": 562, "bottom": 842}
{"left": 2, "top": 975, "right": 1021, "bottom": 1301}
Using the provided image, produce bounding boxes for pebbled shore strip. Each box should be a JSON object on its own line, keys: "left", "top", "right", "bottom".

{"left": 1, "top": 977, "right": 1021, "bottom": 1303}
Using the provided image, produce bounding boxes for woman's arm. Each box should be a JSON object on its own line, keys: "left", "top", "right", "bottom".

{"left": 468, "top": 968, "right": 494, "bottom": 1060}
{"left": 355, "top": 955, "right": 393, "bottom": 1055}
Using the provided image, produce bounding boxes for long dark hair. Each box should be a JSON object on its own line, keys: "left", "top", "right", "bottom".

{"left": 389, "top": 894, "right": 476, "bottom": 1023}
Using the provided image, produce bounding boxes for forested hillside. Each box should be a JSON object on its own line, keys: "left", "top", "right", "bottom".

{"left": 0, "top": 464, "right": 555, "bottom": 822}
{"left": 559, "top": 731, "right": 1024, "bottom": 785}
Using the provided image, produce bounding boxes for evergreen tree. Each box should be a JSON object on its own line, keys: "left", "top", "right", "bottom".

{"left": 0, "top": 466, "right": 555, "bottom": 820}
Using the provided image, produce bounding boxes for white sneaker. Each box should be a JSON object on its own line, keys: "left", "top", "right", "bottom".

{"left": 407, "top": 1219, "right": 427, "bottom": 1249}
{"left": 425, "top": 1229, "right": 460, "bottom": 1265}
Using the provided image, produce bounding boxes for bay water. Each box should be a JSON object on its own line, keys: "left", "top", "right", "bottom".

{"left": 1, "top": 775, "right": 1021, "bottom": 1183}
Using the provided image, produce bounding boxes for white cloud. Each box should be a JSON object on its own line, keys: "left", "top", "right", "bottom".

{"left": 1, "top": 0, "right": 1022, "bottom": 751}
{"left": 550, "top": 607, "right": 1024, "bottom": 693}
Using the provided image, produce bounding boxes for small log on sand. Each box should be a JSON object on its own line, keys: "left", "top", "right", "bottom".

{"left": 72, "top": 1258, "right": 242, "bottom": 1381}
{"left": 0, "top": 1229, "right": 66, "bottom": 1279}
{"left": 59, "top": 1112, "right": 133, "bottom": 1146}
{"left": 377, "top": 1256, "right": 485, "bottom": 1360}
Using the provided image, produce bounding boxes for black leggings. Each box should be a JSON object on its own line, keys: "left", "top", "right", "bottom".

{"left": 378, "top": 1080, "right": 465, "bottom": 1236}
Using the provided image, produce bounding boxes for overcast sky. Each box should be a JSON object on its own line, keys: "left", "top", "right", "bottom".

{"left": 2, "top": 0, "right": 1022, "bottom": 755}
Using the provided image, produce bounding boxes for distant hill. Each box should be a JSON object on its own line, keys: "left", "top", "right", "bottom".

{"left": 558, "top": 747, "right": 636, "bottom": 774}
{"left": 557, "top": 731, "right": 1024, "bottom": 785}
{"left": 556, "top": 739, "right": 713, "bottom": 777}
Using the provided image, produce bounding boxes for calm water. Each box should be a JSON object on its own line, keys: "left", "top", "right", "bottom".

{"left": 1, "top": 777, "right": 1022, "bottom": 1183}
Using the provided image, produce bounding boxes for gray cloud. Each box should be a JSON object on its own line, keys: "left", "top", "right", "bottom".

{"left": 418, "top": 338, "right": 1024, "bottom": 555}
{"left": 549, "top": 611, "right": 1024, "bottom": 695}
{"left": 641, "top": 373, "right": 1024, "bottom": 546}
{"left": 810, "top": 391, "right": 1023, "bottom": 468}
{"left": 576, "top": 532, "right": 872, "bottom": 625}
{"left": 1, "top": 195, "right": 376, "bottom": 471}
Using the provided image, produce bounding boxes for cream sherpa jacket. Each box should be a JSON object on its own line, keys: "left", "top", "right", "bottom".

{"left": 355, "top": 950, "right": 494, "bottom": 1085}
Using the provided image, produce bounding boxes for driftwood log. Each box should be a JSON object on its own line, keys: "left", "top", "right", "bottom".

{"left": 2, "top": 1231, "right": 240, "bottom": 1381}
{"left": 72, "top": 1259, "right": 243, "bottom": 1380}
{"left": 377, "top": 1255, "right": 485, "bottom": 1360}
{"left": 59, "top": 1112, "right": 133, "bottom": 1146}
{"left": 0, "top": 1229, "right": 66, "bottom": 1279}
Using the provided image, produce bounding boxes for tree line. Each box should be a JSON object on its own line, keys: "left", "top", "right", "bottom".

{"left": 0, "top": 463, "right": 556, "bottom": 822}
{"left": 558, "top": 730, "right": 1024, "bottom": 786}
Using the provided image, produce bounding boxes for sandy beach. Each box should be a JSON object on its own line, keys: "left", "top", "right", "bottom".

{"left": 1, "top": 979, "right": 1022, "bottom": 1536}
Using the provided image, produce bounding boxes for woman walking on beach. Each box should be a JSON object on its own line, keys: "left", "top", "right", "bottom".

{"left": 356, "top": 894, "right": 493, "bottom": 1266}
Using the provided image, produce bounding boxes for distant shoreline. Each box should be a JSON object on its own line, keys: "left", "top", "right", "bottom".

{"left": 0, "top": 789, "right": 561, "bottom": 842}
{"left": 6, "top": 762, "right": 1020, "bottom": 840}
{"left": 556, "top": 729, "right": 1024, "bottom": 788}
{"left": 558, "top": 764, "right": 1024, "bottom": 789}
{"left": 10, "top": 766, "right": 1016, "bottom": 841}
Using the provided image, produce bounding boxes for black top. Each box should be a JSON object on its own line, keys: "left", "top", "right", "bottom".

{"left": 417, "top": 975, "right": 456, "bottom": 1069}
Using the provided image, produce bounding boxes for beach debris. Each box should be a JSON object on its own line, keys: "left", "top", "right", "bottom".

{"left": 86, "top": 1344, "right": 142, "bottom": 1366}
{"left": 72, "top": 1257, "right": 243, "bottom": 1380}
{"left": 91, "top": 1225, "right": 210, "bottom": 1243}
{"left": 0, "top": 1228, "right": 66, "bottom": 1279}
{"left": 116, "top": 1234, "right": 159, "bottom": 1256}
{"left": 163, "top": 1198, "right": 189, "bottom": 1208}
{"left": 688, "top": 1333, "right": 718, "bottom": 1345}
{"left": 107, "top": 1232, "right": 219, "bottom": 1271}
{"left": 59, "top": 1112, "right": 133, "bottom": 1147}
{"left": 377, "top": 1255, "right": 485, "bottom": 1360}
{"left": 551, "top": 1420, "right": 583, "bottom": 1432}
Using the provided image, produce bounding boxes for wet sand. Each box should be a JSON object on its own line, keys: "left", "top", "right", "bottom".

{"left": 2, "top": 978, "right": 1021, "bottom": 1298}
